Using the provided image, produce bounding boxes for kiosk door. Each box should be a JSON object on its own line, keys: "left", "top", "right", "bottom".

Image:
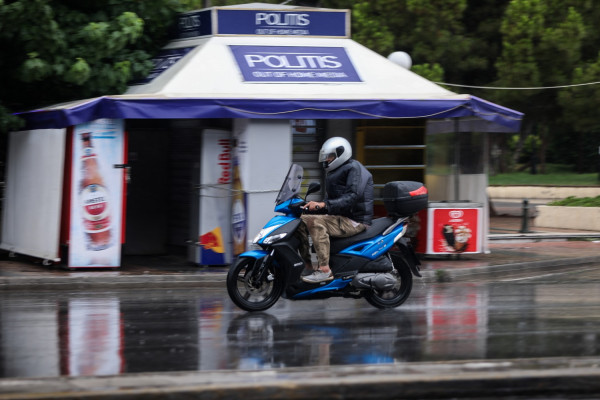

{"left": 1, "top": 128, "right": 66, "bottom": 263}
{"left": 123, "top": 129, "right": 169, "bottom": 255}
{"left": 66, "top": 119, "right": 127, "bottom": 268}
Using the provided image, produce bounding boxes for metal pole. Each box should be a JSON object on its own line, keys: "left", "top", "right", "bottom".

{"left": 519, "top": 199, "right": 531, "bottom": 233}
{"left": 454, "top": 119, "right": 460, "bottom": 201}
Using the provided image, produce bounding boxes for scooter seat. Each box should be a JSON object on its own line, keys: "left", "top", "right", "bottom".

{"left": 329, "top": 217, "right": 395, "bottom": 255}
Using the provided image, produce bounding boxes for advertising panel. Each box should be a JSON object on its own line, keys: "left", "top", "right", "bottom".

{"left": 171, "top": 9, "right": 213, "bottom": 39}
{"left": 169, "top": 8, "right": 349, "bottom": 39}
{"left": 130, "top": 47, "right": 195, "bottom": 85}
{"left": 428, "top": 206, "right": 482, "bottom": 254}
{"left": 229, "top": 45, "right": 361, "bottom": 83}
{"left": 217, "top": 9, "right": 349, "bottom": 37}
{"left": 198, "top": 130, "right": 233, "bottom": 265}
{"left": 68, "top": 119, "right": 125, "bottom": 267}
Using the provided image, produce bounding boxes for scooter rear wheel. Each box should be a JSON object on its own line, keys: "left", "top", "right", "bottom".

{"left": 227, "top": 256, "right": 283, "bottom": 312}
{"left": 365, "top": 255, "right": 413, "bottom": 309}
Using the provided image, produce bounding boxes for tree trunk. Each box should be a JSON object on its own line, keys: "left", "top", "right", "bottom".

{"left": 538, "top": 124, "right": 548, "bottom": 174}
{"left": 576, "top": 131, "right": 584, "bottom": 173}
{"left": 512, "top": 132, "right": 525, "bottom": 169}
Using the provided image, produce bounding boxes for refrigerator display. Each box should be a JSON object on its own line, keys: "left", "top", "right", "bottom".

{"left": 68, "top": 119, "right": 126, "bottom": 267}
{"left": 416, "top": 202, "right": 483, "bottom": 255}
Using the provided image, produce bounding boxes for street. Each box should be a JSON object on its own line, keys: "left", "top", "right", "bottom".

{"left": 1, "top": 264, "right": 599, "bottom": 379}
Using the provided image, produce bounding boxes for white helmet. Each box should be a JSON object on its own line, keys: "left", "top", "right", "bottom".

{"left": 319, "top": 137, "right": 352, "bottom": 171}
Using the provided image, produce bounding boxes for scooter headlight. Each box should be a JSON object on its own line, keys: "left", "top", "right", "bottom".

{"left": 253, "top": 224, "right": 283, "bottom": 244}
{"left": 263, "top": 232, "right": 288, "bottom": 245}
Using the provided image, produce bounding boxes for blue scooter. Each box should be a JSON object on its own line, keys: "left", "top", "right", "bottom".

{"left": 226, "top": 164, "right": 426, "bottom": 312}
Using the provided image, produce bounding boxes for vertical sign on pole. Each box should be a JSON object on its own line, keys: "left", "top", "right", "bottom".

{"left": 68, "top": 119, "right": 125, "bottom": 267}
{"left": 198, "top": 130, "right": 233, "bottom": 265}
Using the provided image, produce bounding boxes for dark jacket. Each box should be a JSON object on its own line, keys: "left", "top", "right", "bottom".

{"left": 323, "top": 159, "right": 373, "bottom": 225}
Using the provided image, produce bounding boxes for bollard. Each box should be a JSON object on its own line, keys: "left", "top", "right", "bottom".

{"left": 519, "top": 199, "right": 531, "bottom": 233}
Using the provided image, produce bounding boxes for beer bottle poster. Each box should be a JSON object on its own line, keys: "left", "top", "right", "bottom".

{"left": 68, "top": 119, "right": 125, "bottom": 267}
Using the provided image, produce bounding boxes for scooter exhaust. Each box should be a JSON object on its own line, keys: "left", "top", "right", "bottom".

{"left": 351, "top": 273, "right": 396, "bottom": 290}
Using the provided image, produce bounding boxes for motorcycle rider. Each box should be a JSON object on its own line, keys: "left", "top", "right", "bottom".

{"left": 299, "top": 137, "right": 374, "bottom": 283}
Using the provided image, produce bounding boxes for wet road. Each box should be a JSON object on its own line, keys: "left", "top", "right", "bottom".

{"left": 1, "top": 264, "right": 599, "bottom": 378}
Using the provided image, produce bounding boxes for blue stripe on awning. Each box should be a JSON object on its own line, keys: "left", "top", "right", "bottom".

{"left": 17, "top": 96, "right": 523, "bottom": 132}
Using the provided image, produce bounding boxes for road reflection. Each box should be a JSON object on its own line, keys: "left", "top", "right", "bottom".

{"left": 226, "top": 309, "right": 419, "bottom": 370}
{"left": 62, "top": 297, "right": 123, "bottom": 376}
{"left": 425, "top": 284, "right": 488, "bottom": 359}
{"left": 1, "top": 270, "right": 600, "bottom": 378}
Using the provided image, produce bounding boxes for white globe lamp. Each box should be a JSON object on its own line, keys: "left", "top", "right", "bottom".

{"left": 387, "top": 51, "right": 412, "bottom": 70}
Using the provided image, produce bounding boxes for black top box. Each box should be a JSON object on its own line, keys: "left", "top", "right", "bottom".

{"left": 383, "top": 181, "right": 428, "bottom": 216}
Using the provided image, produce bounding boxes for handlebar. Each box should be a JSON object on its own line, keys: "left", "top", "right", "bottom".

{"left": 301, "top": 205, "right": 327, "bottom": 215}
{"left": 288, "top": 198, "right": 327, "bottom": 215}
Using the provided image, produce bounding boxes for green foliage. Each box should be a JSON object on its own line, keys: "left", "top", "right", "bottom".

{"left": 64, "top": 57, "right": 91, "bottom": 85}
{"left": 489, "top": 164, "right": 599, "bottom": 186}
{"left": 411, "top": 63, "right": 445, "bottom": 82}
{"left": 0, "top": 0, "right": 182, "bottom": 128}
{"left": 489, "top": 0, "right": 599, "bottom": 172}
{"left": 21, "top": 53, "right": 51, "bottom": 82}
{"left": 509, "top": 133, "right": 541, "bottom": 163}
{"left": 323, "top": 0, "right": 487, "bottom": 84}
{"left": 549, "top": 196, "right": 600, "bottom": 207}
{"left": 557, "top": 54, "right": 600, "bottom": 133}
{"left": 0, "top": 103, "right": 23, "bottom": 132}
{"left": 351, "top": 2, "right": 394, "bottom": 55}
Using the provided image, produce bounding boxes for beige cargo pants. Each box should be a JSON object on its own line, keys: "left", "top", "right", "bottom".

{"left": 298, "top": 214, "right": 366, "bottom": 268}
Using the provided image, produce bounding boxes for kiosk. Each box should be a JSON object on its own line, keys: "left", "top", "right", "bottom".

{"left": 1, "top": 3, "right": 521, "bottom": 267}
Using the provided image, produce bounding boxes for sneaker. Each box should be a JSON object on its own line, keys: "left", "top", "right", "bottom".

{"left": 302, "top": 263, "right": 315, "bottom": 276}
{"left": 301, "top": 270, "right": 333, "bottom": 283}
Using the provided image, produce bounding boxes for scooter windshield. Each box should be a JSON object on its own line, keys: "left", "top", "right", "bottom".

{"left": 275, "top": 164, "right": 304, "bottom": 205}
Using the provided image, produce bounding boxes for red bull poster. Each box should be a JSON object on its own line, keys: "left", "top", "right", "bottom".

{"left": 198, "top": 130, "right": 233, "bottom": 265}
{"left": 68, "top": 119, "right": 125, "bottom": 267}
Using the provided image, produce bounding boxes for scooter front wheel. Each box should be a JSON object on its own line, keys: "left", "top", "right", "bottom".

{"left": 227, "top": 256, "right": 283, "bottom": 312}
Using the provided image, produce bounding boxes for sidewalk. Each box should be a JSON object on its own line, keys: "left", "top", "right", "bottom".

{"left": 424, "top": 215, "right": 600, "bottom": 281}
{"left": 1, "top": 216, "right": 599, "bottom": 290}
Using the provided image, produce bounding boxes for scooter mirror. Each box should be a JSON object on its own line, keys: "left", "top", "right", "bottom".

{"left": 306, "top": 182, "right": 321, "bottom": 197}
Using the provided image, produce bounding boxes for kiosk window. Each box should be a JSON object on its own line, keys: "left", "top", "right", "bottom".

{"left": 291, "top": 120, "right": 324, "bottom": 197}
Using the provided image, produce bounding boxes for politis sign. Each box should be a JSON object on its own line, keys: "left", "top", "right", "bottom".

{"left": 230, "top": 45, "right": 361, "bottom": 83}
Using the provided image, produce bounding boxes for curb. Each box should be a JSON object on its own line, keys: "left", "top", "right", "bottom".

{"left": 2, "top": 254, "right": 600, "bottom": 290}
{"left": 1, "top": 357, "right": 599, "bottom": 400}
{"left": 0, "top": 273, "right": 227, "bottom": 291}
{"left": 489, "top": 232, "right": 600, "bottom": 241}
{"left": 421, "top": 255, "right": 600, "bottom": 283}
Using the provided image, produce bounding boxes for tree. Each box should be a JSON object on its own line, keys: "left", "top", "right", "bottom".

{"left": 556, "top": 56, "right": 600, "bottom": 172}
{"left": 347, "top": 1, "right": 395, "bottom": 56}
{"left": 0, "top": 0, "right": 184, "bottom": 133}
{"left": 321, "top": 0, "right": 508, "bottom": 87}
{"left": 492, "top": 0, "right": 597, "bottom": 173}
